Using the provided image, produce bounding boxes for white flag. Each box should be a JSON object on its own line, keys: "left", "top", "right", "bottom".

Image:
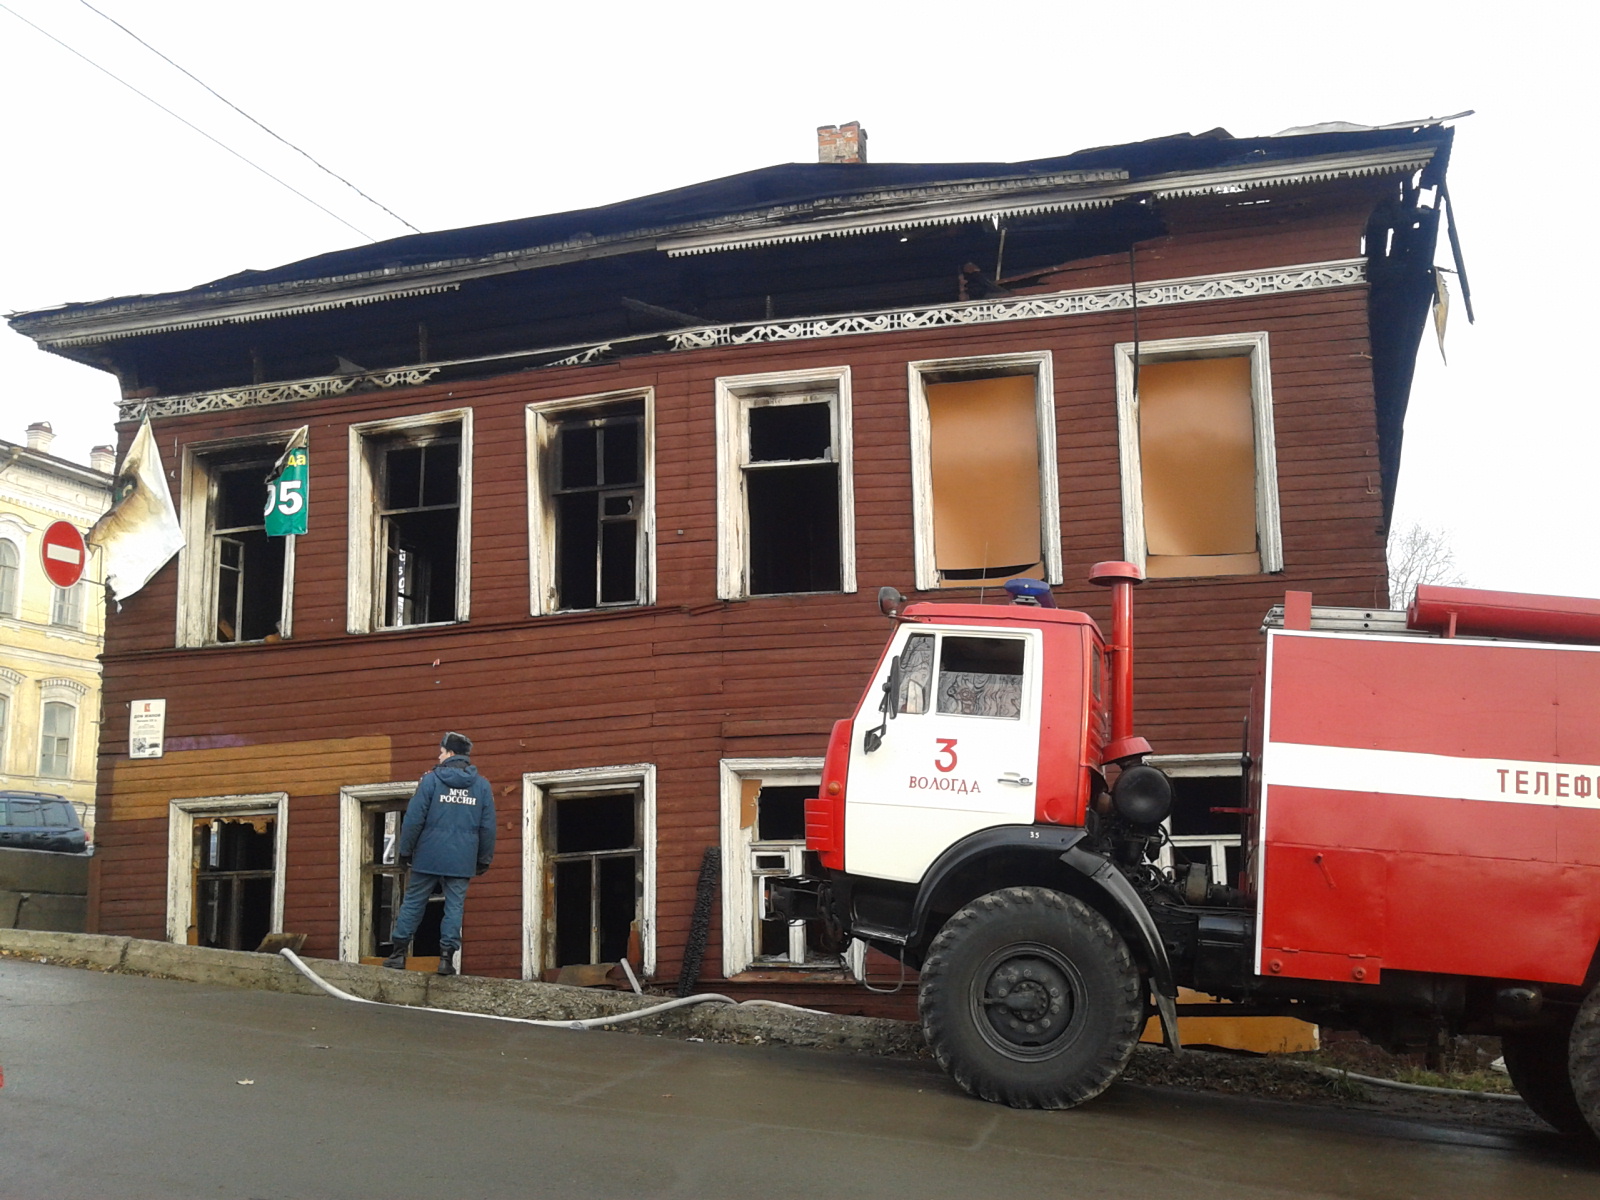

{"left": 87, "top": 417, "right": 184, "bottom": 601}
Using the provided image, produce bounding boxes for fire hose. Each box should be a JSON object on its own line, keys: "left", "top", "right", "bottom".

{"left": 278, "top": 948, "right": 826, "bottom": 1030}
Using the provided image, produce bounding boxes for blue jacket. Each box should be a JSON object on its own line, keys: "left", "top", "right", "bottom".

{"left": 398, "top": 757, "right": 496, "bottom": 877}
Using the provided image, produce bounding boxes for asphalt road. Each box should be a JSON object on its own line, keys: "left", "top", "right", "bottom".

{"left": 3, "top": 959, "right": 1597, "bottom": 1200}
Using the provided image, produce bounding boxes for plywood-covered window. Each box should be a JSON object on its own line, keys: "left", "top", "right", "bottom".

{"left": 527, "top": 390, "right": 654, "bottom": 615}
{"left": 715, "top": 367, "right": 855, "bottom": 600}
{"left": 908, "top": 353, "right": 1061, "bottom": 592}
{"left": 1115, "top": 332, "right": 1281, "bottom": 578}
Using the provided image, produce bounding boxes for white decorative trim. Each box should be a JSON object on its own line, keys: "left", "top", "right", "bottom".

{"left": 109, "top": 259, "right": 1365, "bottom": 421}
{"left": 38, "top": 677, "right": 89, "bottom": 697}
{"left": 166, "top": 793, "right": 289, "bottom": 945}
{"left": 521, "top": 764, "right": 657, "bottom": 981}
{"left": 0, "top": 667, "right": 22, "bottom": 687}
{"left": 120, "top": 368, "right": 442, "bottom": 421}
{"left": 337, "top": 781, "right": 417, "bottom": 963}
{"left": 674, "top": 261, "right": 1365, "bottom": 352}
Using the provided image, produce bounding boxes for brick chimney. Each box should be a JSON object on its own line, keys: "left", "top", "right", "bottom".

{"left": 90, "top": 445, "right": 116, "bottom": 474}
{"left": 25, "top": 421, "right": 54, "bottom": 455}
{"left": 818, "top": 122, "right": 868, "bottom": 164}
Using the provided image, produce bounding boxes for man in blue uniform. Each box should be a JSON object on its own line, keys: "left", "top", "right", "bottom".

{"left": 383, "top": 732, "right": 496, "bottom": 976}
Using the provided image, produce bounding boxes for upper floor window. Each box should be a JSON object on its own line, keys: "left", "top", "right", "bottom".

{"left": 1115, "top": 332, "right": 1282, "bottom": 578}
{"left": 178, "top": 437, "right": 295, "bottom": 647}
{"left": 715, "top": 367, "right": 855, "bottom": 600}
{"left": 527, "top": 391, "right": 653, "bottom": 615}
{"left": 39, "top": 700, "right": 74, "bottom": 778}
{"left": 50, "top": 582, "right": 84, "bottom": 630}
{"left": 0, "top": 540, "right": 18, "bottom": 617}
{"left": 907, "top": 353, "right": 1061, "bottom": 591}
{"left": 348, "top": 411, "right": 472, "bottom": 633}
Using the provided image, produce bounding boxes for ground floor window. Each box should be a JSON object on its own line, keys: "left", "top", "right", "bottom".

{"left": 522, "top": 766, "right": 656, "bottom": 981}
{"left": 1149, "top": 755, "right": 1245, "bottom": 891}
{"left": 720, "top": 758, "right": 864, "bottom": 977}
{"left": 167, "top": 793, "right": 287, "bottom": 949}
{"left": 338, "top": 782, "right": 444, "bottom": 967}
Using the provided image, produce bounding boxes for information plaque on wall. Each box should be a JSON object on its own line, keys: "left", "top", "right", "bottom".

{"left": 129, "top": 699, "right": 166, "bottom": 759}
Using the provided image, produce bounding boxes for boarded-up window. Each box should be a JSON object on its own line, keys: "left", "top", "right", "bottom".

{"left": 925, "top": 375, "right": 1042, "bottom": 586}
{"left": 1137, "top": 356, "right": 1260, "bottom": 578}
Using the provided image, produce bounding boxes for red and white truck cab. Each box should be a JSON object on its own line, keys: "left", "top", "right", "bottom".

{"left": 775, "top": 570, "right": 1600, "bottom": 1135}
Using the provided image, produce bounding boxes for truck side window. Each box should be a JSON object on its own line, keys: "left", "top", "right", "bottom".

{"left": 936, "top": 636, "right": 1024, "bottom": 719}
{"left": 896, "top": 634, "right": 935, "bottom": 714}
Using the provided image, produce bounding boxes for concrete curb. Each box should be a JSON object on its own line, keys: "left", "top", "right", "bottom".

{"left": 0, "top": 929, "right": 925, "bottom": 1058}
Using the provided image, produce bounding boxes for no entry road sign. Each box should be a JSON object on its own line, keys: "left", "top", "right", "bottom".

{"left": 41, "top": 521, "right": 88, "bottom": 588}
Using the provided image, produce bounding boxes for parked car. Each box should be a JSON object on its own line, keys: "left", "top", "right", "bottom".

{"left": 0, "top": 791, "right": 89, "bottom": 853}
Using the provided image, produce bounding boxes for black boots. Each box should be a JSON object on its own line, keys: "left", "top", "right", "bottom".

{"left": 382, "top": 941, "right": 409, "bottom": 970}
{"left": 437, "top": 947, "right": 458, "bottom": 977}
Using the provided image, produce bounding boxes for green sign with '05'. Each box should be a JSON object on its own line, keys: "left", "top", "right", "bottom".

{"left": 264, "top": 445, "right": 308, "bottom": 537}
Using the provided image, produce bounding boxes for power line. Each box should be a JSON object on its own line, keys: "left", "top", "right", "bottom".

{"left": 0, "top": 1, "right": 380, "bottom": 242}
{"left": 76, "top": 0, "right": 421, "bottom": 234}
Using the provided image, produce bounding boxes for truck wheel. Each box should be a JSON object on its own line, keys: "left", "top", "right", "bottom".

{"left": 919, "top": 886, "right": 1142, "bottom": 1109}
{"left": 1501, "top": 1022, "right": 1588, "bottom": 1135}
{"left": 1573, "top": 986, "right": 1600, "bottom": 1139}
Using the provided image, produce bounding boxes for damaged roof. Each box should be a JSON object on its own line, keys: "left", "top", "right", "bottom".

{"left": 9, "top": 121, "right": 1454, "bottom": 349}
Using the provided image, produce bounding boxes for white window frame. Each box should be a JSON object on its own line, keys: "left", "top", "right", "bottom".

{"left": 347, "top": 408, "right": 474, "bottom": 634}
{"left": 719, "top": 757, "right": 865, "bottom": 978}
{"left": 0, "top": 535, "right": 21, "bottom": 618}
{"left": 336, "top": 780, "right": 418, "bottom": 962}
{"left": 1114, "top": 331, "right": 1282, "bottom": 576}
{"left": 524, "top": 388, "right": 656, "bottom": 616}
{"left": 907, "top": 351, "right": 1062, "bottom": 592}
{"left": 37, "top": 679, "right": 87, "bottom": 780}
{"left": 1151, "top": 752, "right": 1245, "bottom": 883}
{"left": 715, "top": 366, "right": 855, "bottom": 600}
{"left": 521, "top": 764, "right": 656, "bottom": 980}
{"left": 165, "top": 792, "right": 289, "bottom": 944}
{"left": 177, "top": 433, "right": 299, "bottom": 648}
{"left": 50, "top": 582, "right": 84, "bottom": 630}
{"left": 0, "top": 667, "right": 19, "bottom": 776}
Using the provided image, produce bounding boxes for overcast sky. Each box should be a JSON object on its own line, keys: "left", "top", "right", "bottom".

{"left": 2, "top": 1, "right": 1595, "bottom": 598}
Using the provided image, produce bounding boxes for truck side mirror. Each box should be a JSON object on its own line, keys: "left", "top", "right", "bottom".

{"left": 863, "top": 654, "right": 904, "bottom": 753}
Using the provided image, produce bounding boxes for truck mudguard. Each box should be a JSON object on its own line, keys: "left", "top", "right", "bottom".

{"left": 905, "top": 824, "right": 1182, "bottom": 1052}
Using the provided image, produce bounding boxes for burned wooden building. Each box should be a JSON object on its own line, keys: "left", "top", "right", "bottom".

{"left": 8, "top": 119, "right": 1459, "bottom": 1003}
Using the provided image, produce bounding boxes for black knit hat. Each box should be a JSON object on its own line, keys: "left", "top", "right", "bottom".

{"left": 440, "top": 731, "right": 473, "bottom": 757}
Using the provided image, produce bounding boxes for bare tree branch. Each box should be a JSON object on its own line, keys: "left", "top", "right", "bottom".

{"left": 1388, "top": 523, "right": 1468, "bottom": 610}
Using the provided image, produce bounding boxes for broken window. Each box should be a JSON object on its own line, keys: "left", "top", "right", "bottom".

{"left": 748, "top": 783, "right": 839, "bottom": 965}
{"left": 360, "top": 803, "right": 443, "bottom": 961}
{"left": 192, "top": 815, "right": 276, "bottom": 951}
{"left": 378, "top": 431, "right": 460, "bottom": 627}
{"left": 348, "top": 411, "right": 472, "bottom": 634}
{"left": 178, "top": 439, "right": 294, "bottom": 647}
{"left": 716, "top": 369, "right": 855, "bottom": 600}
{"left": 546, "top": 790, "right": 641, "bottom": 968}
{"left": 909, "top": 354, "right": 1060, "bottom": 591}
{"left": 1154, "top": 768, "right": 1246, "bottom": 891}
{"left": 0, "top": 540, "right": 18, "bottom": 616}
{"left": 38, "top": 700, "right": 73, "bottom": 777}
{"left": 549, "top": 402, "right": 646, "bottom": 610}
{"left": 720, "top": 762, "right": 863, "bottom": 977}
{"left": 1116, "top": 333, "right": 1281, "bottom": 578}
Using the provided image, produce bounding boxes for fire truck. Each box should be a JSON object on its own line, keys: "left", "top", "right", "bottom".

{"left": 773, "top": 566, "right": 1600, "bottom": 1137}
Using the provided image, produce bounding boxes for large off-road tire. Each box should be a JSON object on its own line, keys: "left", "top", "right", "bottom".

{"left": 918, "top": 887, "right": 1143, "bottom": 1109}
{"left": 1572, "top": 986, "right": 1600, "bottom": 1140}
{"left": 1501, "top": 1021, "right": 1589, "bottom": 1135}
